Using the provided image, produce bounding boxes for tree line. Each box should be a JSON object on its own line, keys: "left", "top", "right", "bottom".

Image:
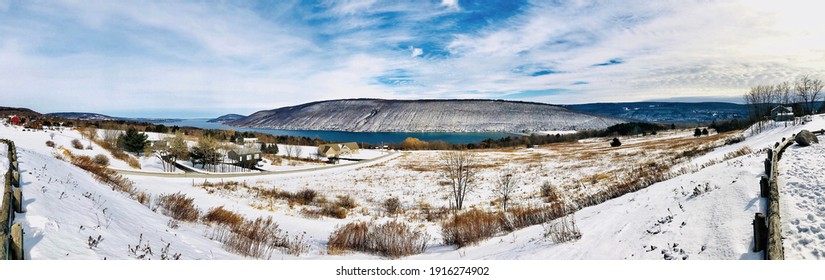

{"left": 743, "top": 75, "right": 824, "bottom": 123}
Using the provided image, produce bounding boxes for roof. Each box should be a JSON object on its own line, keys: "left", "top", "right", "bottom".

{"left": 771, "top": 105, "right": 793, "bottom": 112}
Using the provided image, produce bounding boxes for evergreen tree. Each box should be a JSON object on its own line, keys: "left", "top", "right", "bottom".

{"left": 610, "top": 137, "right": 622, "bottom": 147}
{"left": 120, "top": 127, "right": 149, "bottom": 154}
{"left": 694, "top": 128, "right": 702, "bottom": 137}
{"left": 702, "top": 128, "right": 709, "bottom": 135}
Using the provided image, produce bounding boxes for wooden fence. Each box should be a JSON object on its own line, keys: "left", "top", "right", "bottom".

{"left": 1, "top": 139, "right": 24, "bottom": 260}
{"left": 755, "top": 129, "right": 825, "bottom": 260}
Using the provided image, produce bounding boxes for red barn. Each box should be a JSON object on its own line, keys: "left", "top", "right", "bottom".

{"left": 10, "top": 116, "right": 21, "bottom": 125}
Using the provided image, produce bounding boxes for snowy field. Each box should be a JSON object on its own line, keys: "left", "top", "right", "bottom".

{"left": 4, "top": 115, "right": 824, "bottom": 259}
{"left": 780, "top": 133, "right": 825, "bottom": 259}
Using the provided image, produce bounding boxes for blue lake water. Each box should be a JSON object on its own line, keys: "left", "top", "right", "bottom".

{"left": 152, "top": 119, "right": 518, "bottom": 144}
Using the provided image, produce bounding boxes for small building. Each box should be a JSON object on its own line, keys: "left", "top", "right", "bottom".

{"left": 771, "top": 106, "right": 794, "bottom": 122}
{"left": 9, "top": 115, "right": 20, "bottom": 125}
{"left": 317, "top": 142, "right": 360, "bottom": 158}
{"left": 242, "top": 138, "right": 258, "bottom": 144}
{"left": 227, "top": 146, "right": 262, "bottom": 168}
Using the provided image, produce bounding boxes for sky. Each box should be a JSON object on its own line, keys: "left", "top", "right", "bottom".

{"left": 1, "top": 0, "right": 824, "bottom": 118}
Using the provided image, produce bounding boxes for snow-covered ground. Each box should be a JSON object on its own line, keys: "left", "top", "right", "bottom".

{"left": 780, "top": 134, "right": 825, "bottom": 259}
{"left": 5, "top": 115, "right": 824, "bottom": 259}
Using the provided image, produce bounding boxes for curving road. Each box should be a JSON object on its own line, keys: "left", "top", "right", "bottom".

{"left": 111, "top": 152, "right": 401, "bottom": 178}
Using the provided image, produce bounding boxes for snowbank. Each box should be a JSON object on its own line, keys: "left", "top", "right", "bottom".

{"left": 779, "top": 134, "right": 825, "bottom": 259}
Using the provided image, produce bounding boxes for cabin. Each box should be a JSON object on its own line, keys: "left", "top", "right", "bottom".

{"left": 771, "top": 106, "right": 794, "bottom": 122}
{"left": 227, "top": 146, "right": 262, "bottom": 168}
{"left": 317, "top": 142, "right": 360, "bottom": 158}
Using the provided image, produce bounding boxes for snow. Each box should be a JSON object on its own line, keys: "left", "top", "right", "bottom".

{"left": 4, "top": 114, "right": 825, "bottom": 260}
{"left": 779, "top": 134, "right": 825, "bottom": 259}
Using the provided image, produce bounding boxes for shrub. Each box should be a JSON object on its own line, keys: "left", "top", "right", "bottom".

{"left": 540, "top": 181, "right": 560, "bottom": 203}
{"left": 610, "top": 137, "right": 621, "bottom": 147}
{"left": 301, "top": 204, "right": 347, "bottom": 219}
{"left": 383, "top": 197, "right": 402, "bottom": 214}
{"left": 203, "top": 206, "right": 244, "bottom": 228}
{"left": 92, "top": 154, "right": 110, "bottom": 166}
{"left": 223, "top": 217, "right": 286, "bottom": 259}
{"left": 295, "top": 189, "right": 317, "bottom": 205}
{"left": 45, "top": 140, "right": 55, "bottom": 147}
{"left": 441, "top": 209, "right": 502, "bottom": 247}
{"left": 334, "top": 195, "right": 357, "bottom": 210}
{"left": 70, "top": 154, "right": 135, "bottom": 194}
{"left": 71, "top": 139, "right": 84, "bottom": 149}
{"left": 157, "top": 192, "right": 199, "bottom": 222}
{"left": 505, "top": 205, "right": 565, "bottom": 231}
{"left": 543, "top": 214, "right": 582, "bottom": 243}
{"left": 328, "top": 220, "right": 429, "bottom": 258}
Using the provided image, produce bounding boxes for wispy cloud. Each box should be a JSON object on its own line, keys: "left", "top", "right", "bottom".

{"left": 1, "top": 0, "right": 823, "bottom": 117}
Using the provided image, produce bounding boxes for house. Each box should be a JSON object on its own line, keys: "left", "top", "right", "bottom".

{"left": 227, "top": 146, "right": 262, "bottom": 168}
{"left": 242, "top": 138, "right": 258, "bottom": 144}
{"left": 771, "top": 105, "right": 794, "bottom": 122}
{"left": 9, "top": 115, "right": 20, "bottom": 125}
{"left": 317, "top": 142, "right": 360, "bottom": 158}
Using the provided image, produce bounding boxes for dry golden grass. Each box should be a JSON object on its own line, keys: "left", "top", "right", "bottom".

{"left": 328, "top": 220, "right": 429, "bottom": 259}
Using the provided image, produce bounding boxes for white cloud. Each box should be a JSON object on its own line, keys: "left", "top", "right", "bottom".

{"left": 441, "top": 0, "right": 460, "bottom": 10}
{"left": 2, "top": 0, "right": 825, "bottom": 117}
{"left": 410, "top": 46, "right": 423, "bottom": 58}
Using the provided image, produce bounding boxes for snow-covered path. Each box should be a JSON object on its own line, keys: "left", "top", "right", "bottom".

{"left": 779, "top": 134, "right": 825, "bottom": 259}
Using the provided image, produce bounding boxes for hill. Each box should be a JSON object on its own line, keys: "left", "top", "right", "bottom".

{"left": 207, "top": 114, "right": 246, "bottom": 123}
{"left": 564, "top": 102, "right": 748, "bottom": 123}
{"left": 231, "top": 99, "right": 627, "bottom": 132}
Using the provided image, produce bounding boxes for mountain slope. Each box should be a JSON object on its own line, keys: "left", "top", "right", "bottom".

{"left": 565, "top": 102, "right": 748, "bottom": 123}
{"left": 208, "top": 114, "right": 246, "bottom": 123}
{"left": 231, "top": 99, "right": 627, "bottom": 132}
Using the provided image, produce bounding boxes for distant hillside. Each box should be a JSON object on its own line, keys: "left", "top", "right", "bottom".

{"left": 47, "top": 112, "right": 181, "bottom": 123}
{"left": 565, "top": 102, "right": 748, "bottom": 123}
{"left": 230, "top": 99, "right": 627, "bottom": 133}
{"left": 0, "top": 106, "right": 41, "bottom": 119}
{"left": 47, "top": 112, "right": 118, "bottom": 121}
{"left": 208, "top": 114, "right": 246, "bottom": 123}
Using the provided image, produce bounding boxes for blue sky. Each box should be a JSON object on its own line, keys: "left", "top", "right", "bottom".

{"left": 1, "top": 0, "right": 824, "bottom": 118}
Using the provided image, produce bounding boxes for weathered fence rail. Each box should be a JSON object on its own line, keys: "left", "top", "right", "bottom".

{"left": 755, "top": 129, "right": 825, "bottom": 260}
{"left": 1, "top": 139, "right": 24, "bottom": 260}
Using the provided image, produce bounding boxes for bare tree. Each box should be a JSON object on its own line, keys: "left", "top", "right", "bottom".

{"left": 795, "top": 75, "right": 824, "bottom": 115}
{"left": 495, "top": 168, "right": 519, "bottom": 211}
{"left": 440, "top": 150, "right": 476, "bottom": 210}
{"left": 777, "top": 81, "right": 793, "bottom": 106}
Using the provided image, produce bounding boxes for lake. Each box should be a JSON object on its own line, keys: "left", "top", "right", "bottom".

{"left": 151, "top": 119, "right": 519, "bottom": 144}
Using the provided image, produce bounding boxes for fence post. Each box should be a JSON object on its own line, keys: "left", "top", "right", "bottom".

{"left": 12, "top": 188, "right": 22, "bottom": 213}
{"left": 11, "top": 222, "right": 23, "bottom": 260}
{"left": 753, "top": 213, "right": 767, "bottom": 254}
{"left": 11, "top": 170, "right": 19, "bottom": 188}
{"left": 760, "top": 176, "right": 769, "bottom": 198}
{"left": 764, "top": 158, "right": 771, "bottom": 176}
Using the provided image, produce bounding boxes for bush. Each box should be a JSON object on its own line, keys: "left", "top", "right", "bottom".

{"left": 203, "top": 206, "right": 244, "bottom": 228}
{"left": 301, "top": 204, "right": 347, "bottom": 219}
{"left": 383, "top": 197, "right": 402, "bottom": 214}
{"left": 610, "top": 137, "right": 621, "bottom": 147}
{"left": 295, "top": 189, "right": 317, "bottom": 205}
{"left": 441, "top": 209, "right": 502, "bottom": 247}
{"left": 543, "top": 214, "right": 582, "bottom": 243}
{"left": 70, "top": 154, "right": 135, "bottom": 194}
{"left": 71, "top": 139, "right": 84, "bottom": 149}
{"left": 45, "top": 141, "right": 55, "bottom": 147}
{"left": 157, "top": 192, "right": 199, "bottom": 222}
{"left": 334, "top": 195, "right": 357, "bottom": 210}
{"left": 328, "top": 220, "right": 429, "bottom": 258}
{"left": 92, "top": 154, "right": 110, "bottom": 166}
{"left": 540, "top": 182, "right": 560, "bottom": 203}
{"left": 223, "top": 217, "right": 286, "bottom": 259}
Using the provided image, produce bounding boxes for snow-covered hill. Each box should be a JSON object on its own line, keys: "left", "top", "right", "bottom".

{"left": 231, "top": 99, "right": 627, "bottom": 132}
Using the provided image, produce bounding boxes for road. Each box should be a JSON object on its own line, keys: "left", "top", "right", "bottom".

{"left": 112, "top": 152, "right": 400, "bottom": 178}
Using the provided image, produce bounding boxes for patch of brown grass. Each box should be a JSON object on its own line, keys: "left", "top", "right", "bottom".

{"left": 157, "top": 192, "right": 199, "bottom": 222}
{"left": 328, "top": 220, "right": 429, "bottom": 259}
{"left": 203, "top": 206, "right": 244, "bottom": 228}
{"left": 441, "top": 209, "right": 502, "bottom": 247}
